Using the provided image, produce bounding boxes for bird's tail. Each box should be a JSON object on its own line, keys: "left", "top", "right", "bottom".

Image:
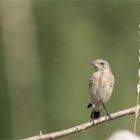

{"left": 91, "top": 110, "right": 100, "bottom": 119}
{"left": 94, "top": 111, "right": 100, "bottom": 119}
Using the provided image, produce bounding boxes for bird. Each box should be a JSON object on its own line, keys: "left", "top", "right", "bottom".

{"left": 87, "top": 59, "right": 115, "bottom": 120}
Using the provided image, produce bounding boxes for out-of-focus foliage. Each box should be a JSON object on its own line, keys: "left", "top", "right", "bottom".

{"left": 0, "top": 1, "right": 140, "bottom": 139}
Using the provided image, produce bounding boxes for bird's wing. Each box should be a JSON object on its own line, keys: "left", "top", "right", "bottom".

{"left": 87, "top": 75, "right": 96, "bottom": 109}
{"left": 102, "top": 73, "right": 115, "bottom": 90}
{"left": 89, "top": 78, "right": 92, "bottom": 89}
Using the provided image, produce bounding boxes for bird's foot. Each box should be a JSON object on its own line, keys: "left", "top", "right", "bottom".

{"left": 105, "top": 114, "right": 112, "bottom": 122}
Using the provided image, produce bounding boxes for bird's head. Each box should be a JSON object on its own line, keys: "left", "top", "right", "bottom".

{"left": 89, "top": 59, "right": 111, "bottom": 72}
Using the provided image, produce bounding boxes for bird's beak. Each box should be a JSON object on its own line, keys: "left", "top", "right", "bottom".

{"left": 89, "top": 61, "right": 98, "bottom": 69}
{"left": 89, "top": 61, "right": 97, "bottom": 65}
{"left": 89, "top": 61, "right": 94, "bottom": 65}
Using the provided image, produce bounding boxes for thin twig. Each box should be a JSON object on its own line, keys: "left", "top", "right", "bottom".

{"left": 23, "top": 105, "right": 140, "bottom": 140}
{"left": 134, "top": 48, "right": 140, "bottom": 135}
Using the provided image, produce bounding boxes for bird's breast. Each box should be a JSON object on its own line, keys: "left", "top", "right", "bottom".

{"left": 89, "top": 71, "right": 114, "bottom": 108}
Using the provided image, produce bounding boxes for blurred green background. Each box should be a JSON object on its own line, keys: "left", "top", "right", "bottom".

{"left": 0, "top": 1, "right": 140, "bottom": 139}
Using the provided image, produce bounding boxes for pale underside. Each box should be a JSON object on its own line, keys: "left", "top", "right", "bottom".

{"left": 89, "top": 71, "right": 114, "bottom": 111}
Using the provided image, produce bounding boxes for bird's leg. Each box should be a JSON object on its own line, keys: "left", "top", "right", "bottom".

{"left": 102, "top": 104, "right": 112, "bottom": 120}
{"left": 90, "top": 104, "right": 100, "bottom": 126}
{"left": 89, "top": 104, "right": 95, "bottom": 125}
{"left": 90, "top": 104, "right": 95, "bottom": 120}
{"left": 90, "top": 110, "right": 96, "bottom": 126}
{"left": 90, "top": 110, "right": 94, "bottom": 120}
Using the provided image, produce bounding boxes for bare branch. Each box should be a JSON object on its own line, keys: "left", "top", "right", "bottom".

{"left": 22, "top": 105, "right": 140, "bottom": 140}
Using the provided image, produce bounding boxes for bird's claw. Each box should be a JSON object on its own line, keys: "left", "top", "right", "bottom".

{"left": 106, "top": 114, "right": 112, "bottom": 120}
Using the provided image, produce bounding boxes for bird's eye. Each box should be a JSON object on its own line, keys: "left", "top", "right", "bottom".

{"left": 100, "top": 62, "right": 104, "bottom": 65}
